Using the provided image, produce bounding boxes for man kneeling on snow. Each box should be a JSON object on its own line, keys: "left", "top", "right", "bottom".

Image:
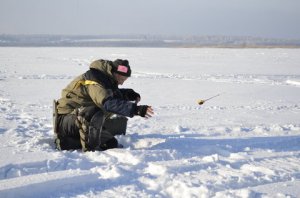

{"left": 54, "top": 59, "right": 154, "bottom": 151}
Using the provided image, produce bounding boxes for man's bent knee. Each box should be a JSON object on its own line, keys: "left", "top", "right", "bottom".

{"left": 87, "top": 110, "right": 105, "bottom": 150}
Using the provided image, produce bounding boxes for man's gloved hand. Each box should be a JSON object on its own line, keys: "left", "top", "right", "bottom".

{"left": 124, "top": 89, "right": 141, "bottom": 102}
{"left": 136, "top": 105, "right": 154, "bottom": 118}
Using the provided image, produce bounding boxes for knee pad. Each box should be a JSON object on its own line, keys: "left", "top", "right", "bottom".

{"left": 103, "top": 116, "right": 128, "bottom": 135}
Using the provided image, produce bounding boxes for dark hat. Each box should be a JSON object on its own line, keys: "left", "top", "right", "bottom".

{"left": 112, "top": 59, "right": 131, "bottom": 77}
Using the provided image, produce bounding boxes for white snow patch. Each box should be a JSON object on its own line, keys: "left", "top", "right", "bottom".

{"left": 286, "top": 80, "right": 300, "bottom": 86}
{"left": 1, "top": 47, "right": 300, "bottom": 197}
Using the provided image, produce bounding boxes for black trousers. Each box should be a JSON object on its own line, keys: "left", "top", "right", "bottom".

{"left": 56, "top": 107, "right": 127, "bottom": 151}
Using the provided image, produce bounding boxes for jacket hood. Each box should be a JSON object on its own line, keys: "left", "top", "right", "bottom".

{"left": 89, "top": 59, "right": 114, "bottom": 79}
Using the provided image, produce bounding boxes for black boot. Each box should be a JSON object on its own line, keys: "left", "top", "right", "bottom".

{"left": 99, "top": 137, "right": 119, "bottom": 150}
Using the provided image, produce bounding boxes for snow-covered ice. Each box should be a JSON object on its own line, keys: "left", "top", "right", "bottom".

{"left": 0, "top": 47, "right": 300, "bottom": 198}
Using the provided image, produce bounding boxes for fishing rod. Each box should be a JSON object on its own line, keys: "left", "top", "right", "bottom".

{"left": 197, "top": 93, "right": 223, "bottom": 105}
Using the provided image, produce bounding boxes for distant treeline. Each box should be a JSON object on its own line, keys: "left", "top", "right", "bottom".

{"left": 0, "top": 34, "right": 300, "bottom": 48}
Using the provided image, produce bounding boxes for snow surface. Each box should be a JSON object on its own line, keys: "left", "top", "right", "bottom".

{"left": 0, "top": 47, "right": 300, "bottom": 198}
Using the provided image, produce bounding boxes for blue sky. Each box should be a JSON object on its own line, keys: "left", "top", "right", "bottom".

{"left": 0, "top": 0, "right": 299, "bottom": 39}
